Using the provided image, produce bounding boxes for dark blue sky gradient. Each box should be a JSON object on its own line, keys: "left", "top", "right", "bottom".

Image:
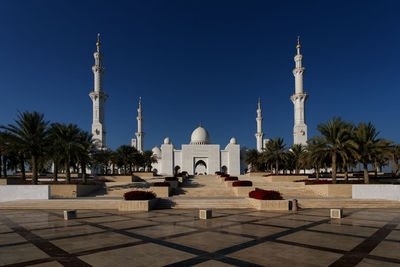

{"left": 0, "top": 1, "right": 399, "bottom": 150}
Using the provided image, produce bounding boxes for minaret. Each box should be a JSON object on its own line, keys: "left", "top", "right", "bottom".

{"left": 89, "top": 33, "right": 108, "bottom": 149}
{"left": 135, "top": 97, "right": 144, "bottom": 152}
{"left": 255, "top": 98, "right": 264, "bottom": 152}
{"left": 291, "top": 36, "right": 308, "bottom": 145}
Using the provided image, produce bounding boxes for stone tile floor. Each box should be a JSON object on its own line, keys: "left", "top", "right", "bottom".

{"left": 0, "top": 208, "right": 399, "bottom": 266}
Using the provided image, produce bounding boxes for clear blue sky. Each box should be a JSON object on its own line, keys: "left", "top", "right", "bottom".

{"left": 0, "top": 0, "right": 399, "bottom": 151}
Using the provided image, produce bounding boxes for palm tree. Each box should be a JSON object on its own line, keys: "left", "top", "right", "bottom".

{"left": 389, "top": 144, "right": 400, "bottom": 177}
{"left": 50, "top": 123, "right": 83, "bottom": 183}
{"left": 352, "top": 122, "right": 392, "bottom": 184}
{"left": 142, "top": 150, "right": 157, "bottom": 171}
{"left": 264, "top": 138, "right": 287, "bottom": 174}
{"left": 2, "top": 111, "right": 49, "bottom": 184}
{"left": 290, "top": 144, "right": 307, "bottom": 174}
{"left": 313, "top": 117, "right": 354, "bottom": 184}
{"left": 114, "top": 145, "right": 137, "bottom": 174}
{"left": 305, "top": 138, "right": 330, "bottom": 180}
{"left": 77, "top": 130, "right": 93, "bottom": 183}
{"left": 244, "top": 149, "right": 261, "bottom": 172}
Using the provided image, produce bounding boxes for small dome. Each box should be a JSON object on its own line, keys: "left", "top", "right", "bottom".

{"left": 152, "top": 146, "right": 161, "bottom": 156}
{"left": 230, "top": 137, "right": 237, "bottom": 144}
{"left": 190, "top": 126, "right": 210, "bottom": 145}
{"left": 164, "top": 137, "right": 171, "bottom": 144}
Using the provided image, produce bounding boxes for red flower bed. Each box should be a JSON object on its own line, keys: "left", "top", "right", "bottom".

{"left": 123, "top": 190, "right": 156, "bottom": 200}
{"left": 224, "top": 176, "right": 238, "bottom": 181}
{"left": 249, "top": 190, "right": 283, "bottom": 200}
{"left": 220, "top": 173, "right": 230, "bottom": 178}
{"left": 165, "top": 177, "right": 178, "bottom": 181}
{"left": 153, "top": 182, "right": 170, "bottom": 187}
{"left": 215, "top": 171, "right": 222, "bottom": 175}
{"left": 232, "top": 180, "right": 253, "bottom": 187}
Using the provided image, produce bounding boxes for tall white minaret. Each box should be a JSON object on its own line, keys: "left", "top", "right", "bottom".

{"left": 255, "top": 98, "right": 264, "bottom": 152}
{"left": 291, "top": 36, "right": 308, "bottom": 145}
{"left": 89, "top": 33, "right": 108, "bottom": 149}
{"left": 135, "top": 97, "right": 144, "bottom": 152}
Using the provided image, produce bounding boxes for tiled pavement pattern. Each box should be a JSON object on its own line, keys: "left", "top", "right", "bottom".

{"left": 0, "top": 209, "right": 399, "bottom": 266}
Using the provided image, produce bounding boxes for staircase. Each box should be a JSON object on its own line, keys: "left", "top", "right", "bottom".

{"left": 174, "top": 175, "right": 235, "bottom": 197}
{"left": 157, "top": 197, "right": 250, "bottom": 209}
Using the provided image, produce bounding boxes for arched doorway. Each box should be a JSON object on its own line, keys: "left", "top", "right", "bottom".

{"left": 221, "top": 166, "right": 227, "bottom": 174}
{"left": 174, "top": 166, "right": 181, "bottom": 174}
{"left": 194, "top": 160, "right": 207, "bottom": 175}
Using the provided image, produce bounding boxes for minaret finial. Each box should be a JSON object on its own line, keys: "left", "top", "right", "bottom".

{"left": 258, "top": 97, "right": 261, "bottom": 109}
{"left": 199, "top": 121, "right": 202, "bottom": 127}
{"left": 96, "top": 33, "right": 101, "bottom": 52}
{"left": 296, "top": 36, "right": 301, "bottom": 54}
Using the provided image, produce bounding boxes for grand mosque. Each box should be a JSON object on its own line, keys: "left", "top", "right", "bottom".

{"left": 89, "top": 34, "right": 308, "bottom": 175}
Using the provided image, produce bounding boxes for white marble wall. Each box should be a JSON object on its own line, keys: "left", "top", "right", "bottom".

{"left": 0, "top": 185, "right": 50, "bottom": 202}
{"left": 352, "top": 185, "right": 400, "bottom": 201}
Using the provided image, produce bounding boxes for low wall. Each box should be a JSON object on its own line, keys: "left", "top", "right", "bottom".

{"left": 248, "top": 198, "right": 290, "bottom": 210}
{"left": 306, "top": 184, "right": 352, "bottom": 197}
{"left": 97, "top": 176, "right": 134, "bottom": 182}
{"left": 118, "top": 198, "right": 158, "bottom": 212}
{"left": 133, "top": 172, "right": 154, "bottom": 178}
{"left": 149, "top": 186, "right": 171, "bottom": 197}
{"left": 232, "top": 186, "right": 254, "bottom": 197}
{"left": 0, "top": 178, "right": 23, "bottom": 185}
{"left": 0, "top": 185, "right": 50, "bottom": 202}
{"left": 246, "top": 172, "right": 268, "bottom": 177}
{"left": 265, "top": 175, "right": 309, "bottom": 182}
{"left": 353, "top": 185, "right": 400, "bottom": 201}
{"left": 50, "top": 184, "right": 101, "bottom": 198}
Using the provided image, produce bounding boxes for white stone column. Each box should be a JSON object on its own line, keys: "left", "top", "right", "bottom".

{"left": 291, "top": 37, "right": 308, "bottom": 145}
{"left": 135, "top": 97, "right": 145, "bottom": 152}
{"left": 255, "top": 98, "right": 264, "bottom": 152}
{"left": 89, "top": 33, "right": 108, "bottom": 149}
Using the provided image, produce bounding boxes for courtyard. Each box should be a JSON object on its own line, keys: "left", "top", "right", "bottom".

{"left": 0, "top": 208, "right": 399, "bottom": 266}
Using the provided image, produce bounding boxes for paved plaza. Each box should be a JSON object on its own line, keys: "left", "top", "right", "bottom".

{"left": 0, "top": 208, "right": 399, "bottom": 266}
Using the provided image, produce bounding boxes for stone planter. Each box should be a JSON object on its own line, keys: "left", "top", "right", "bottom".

{"left": 118, "top": 198, "right": 158, "bottom": 212}
{"left": 50, "top": 184, "right": 101, "bottom": 199}
{"left": 224, "top": 181, "right": 237, "bottom": 187}
{"left": 97, "top": 175, "right": 135, "bottom": 182}
{"left": 306, "top": 184, "right": 352, "bottom": 197}
{"left": 248, "top": 198, "right": 290, "bottom": 210}
{"left": 0, "top": 178, "right": 23, "bottom": 185}
{"left": 232, "top": 186, "right": 255, "bottom": 197}
{"left": 149, "top": 186, "right": 171, "bottom": 197}
{"left": 165, "top": 180, "right": 179, "bottom": 190}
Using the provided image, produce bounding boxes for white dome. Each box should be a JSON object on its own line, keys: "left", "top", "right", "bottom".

{"left": 230, "top": 137, "right": 237, "bottom": 144}
{"left": 164, "top": 137, "right": 171, "bottom": 144}
{"left": 190, "top": 126, "right": 210, "bottom": 145}
{"left": 152, "top": 146, "right": 161, "bottom": 156}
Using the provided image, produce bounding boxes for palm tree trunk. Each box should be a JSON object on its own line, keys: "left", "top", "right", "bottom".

{"left": 374, "top": 160, "right": 378, "bottom": 178}
{"left": 82, "top": 162, "right": 87, "bottom": 183}
{"left": 2, "top": 156, "right": 7, "bottom": 178}
{"left": 344, "top": 159, "right": 348, "bottom": 181}
{"left": 392, "top": 155, "right": 396, "bottom": 177}
{"left": 53, "top": 162, "right": 58, "bottom": 182}
{"left": 363, "top": 162, "right": 369, "bottom": 184}
{"left": 295, "top": 164, "right": 299, "bottom": 175}
{"left": 65, "top": 162, "right": 71, "bottom": 184}
{"left": 31, "top": 155, "right": 38, "bottom": 184}
{"left": 332, "top": 153, "right": 337, "bottom": 184}
{"left": 316, "top": 167, "right": 320, "bottom": 180}
{"left": 20, "top": 154, "right": 25, "bottom": 180}
{"left": 275, "top": 160, "right": 279, "bottom": 175}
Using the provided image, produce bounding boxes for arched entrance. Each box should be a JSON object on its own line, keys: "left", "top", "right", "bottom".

{"left": 221, "top": 166, "right": 227, "bottom": 174}
{"left": 174, "top": 166, "right": 181, "bottom": 174}
{"left": 194, "top": 160, "right": 207, "bottom": 175}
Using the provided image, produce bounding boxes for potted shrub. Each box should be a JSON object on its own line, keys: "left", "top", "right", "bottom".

{"left": 224, "top": 176, "right": 239, "bottom": 187}
{"left": 119, "top": 190, "right": 158, "bottom": 211}
{"left": 232, "top": 181, "right": 253, "bottom": 187}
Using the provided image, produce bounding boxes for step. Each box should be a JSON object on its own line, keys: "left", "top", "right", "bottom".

{"left": 157, "top": 197, "right": 250, "bottom": 209}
